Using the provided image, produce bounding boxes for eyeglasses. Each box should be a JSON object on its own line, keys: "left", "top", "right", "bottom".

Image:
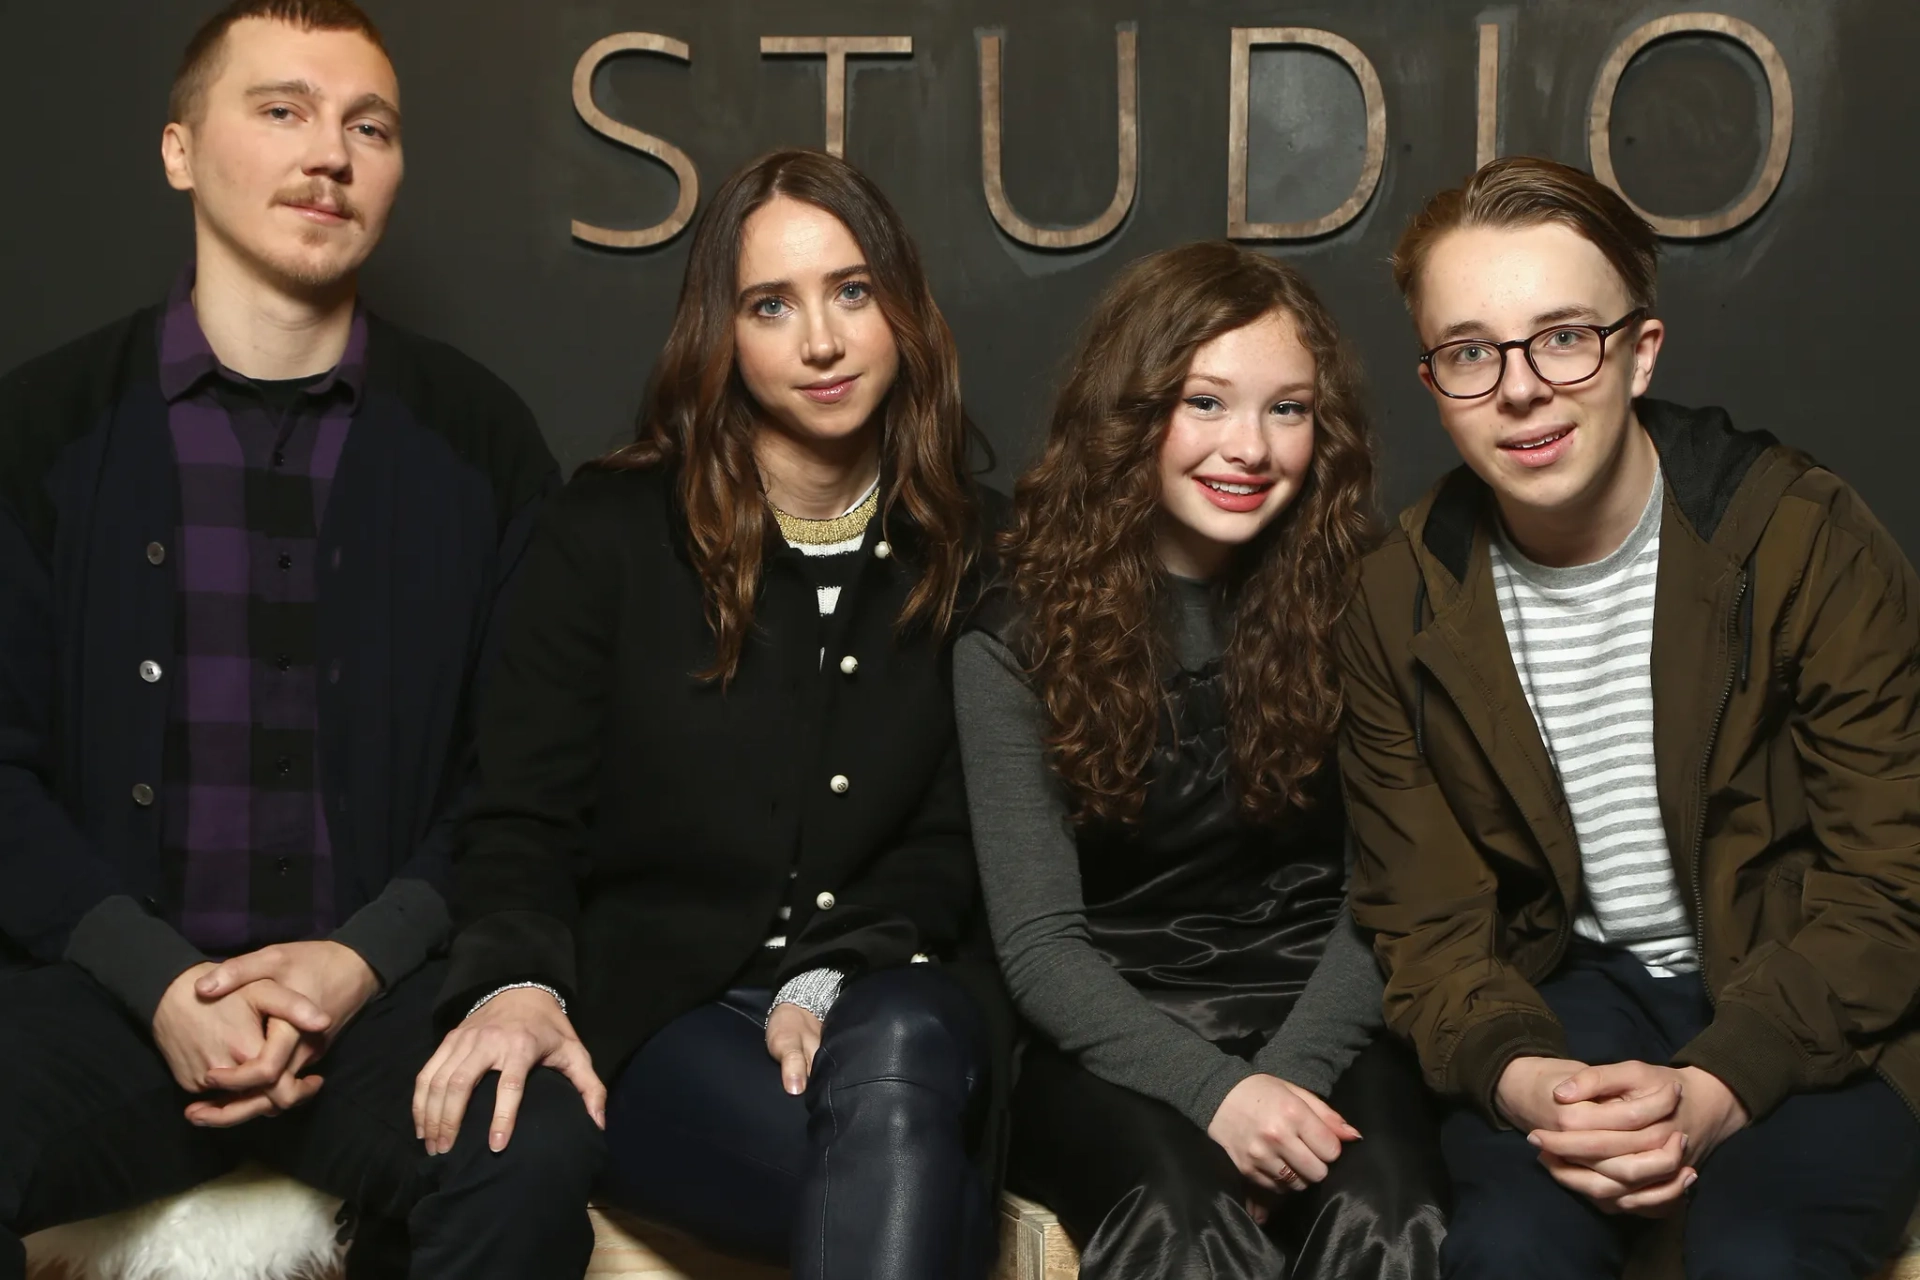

{"left": 1419, "top": 308, "right": 1647, "bottom": 400}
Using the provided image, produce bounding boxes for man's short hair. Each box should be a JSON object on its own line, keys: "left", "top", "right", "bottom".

{"left": 169, "top": 0, "right": 387, "bottom": 126}
{"left": 1391, "top": 155, "right": 1660, "bottom": 315}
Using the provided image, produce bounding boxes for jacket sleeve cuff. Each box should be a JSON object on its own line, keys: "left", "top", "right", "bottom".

{"left": 1670, "top": 1001, "right": 1802, "bottom": 1120}
{"left": 437, "top": 908, "right": 577, "bottom": 1032}
{"left": 63, "top": 895, "right": 208, "bottom": 1026}
{"left": 329, "top": 878, "right": 450, "bottom": 989}
{"left": 1449, "top": 1008, "right": 1570, "bottom": 1127}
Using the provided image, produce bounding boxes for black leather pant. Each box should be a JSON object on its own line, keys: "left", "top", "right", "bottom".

{"left": 599, "top": 965, "right": 993, "bottom": 1280}
{"left": 1009, "top": 1036, "right": 1447, "bottom": 1280}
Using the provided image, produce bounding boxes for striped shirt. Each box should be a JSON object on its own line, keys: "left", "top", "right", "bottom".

{"left": 1489, "top": 470, "right": 1698, "bottom": 977}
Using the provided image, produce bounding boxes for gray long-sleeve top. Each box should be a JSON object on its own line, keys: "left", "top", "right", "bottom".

{"left": 954, "top": 577, "right": 1383, "bottom": 1131}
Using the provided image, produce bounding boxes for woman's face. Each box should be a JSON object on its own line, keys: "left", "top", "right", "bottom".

{"left": 733, "top": 195, "right": 900, "bottom": 450}
{"left": 1154, "top": 310, "right": 1319, "bottom": 580}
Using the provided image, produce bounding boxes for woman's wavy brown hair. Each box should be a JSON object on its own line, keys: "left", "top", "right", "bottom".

{"left": 1003, "top": 242, "right": 1377, "bottom": 826}
{"left": 595, "top": 149, "right": 978, "bottom": 683}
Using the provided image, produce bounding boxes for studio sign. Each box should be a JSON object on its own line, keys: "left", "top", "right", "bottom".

{"left": 571, "top": 11, "right": 1793, "bottom": 252}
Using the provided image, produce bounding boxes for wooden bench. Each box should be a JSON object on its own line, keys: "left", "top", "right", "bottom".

{"left": 579, "top": 1197, "right": 1081, "bottom": 1279}
{"left": 25, "top": 1172, "right": 1919, "bottom": 1280}
{"left": 595, "top": 1196, "right": 1920, "bottom": 1280}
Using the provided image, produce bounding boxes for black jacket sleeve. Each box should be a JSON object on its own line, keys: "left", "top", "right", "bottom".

{"left": 332, "top": 476, "right": 554, "bottom": 988}
{"left": 436, "top": 488, "right": 612, "bottom": 1024}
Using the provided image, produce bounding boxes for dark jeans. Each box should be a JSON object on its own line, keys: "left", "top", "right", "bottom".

{"left": 1441, "top": 941, "right": 1920, "bottom": 1280}
{"left": 0, "top": 958, "right": 445, "bottom": 1280}
{"left": 426, "top": 965, "right": 993, "bottom": 1280}
{"left": 1009, "top": 1036, "right": 1447, "bottom": 1280}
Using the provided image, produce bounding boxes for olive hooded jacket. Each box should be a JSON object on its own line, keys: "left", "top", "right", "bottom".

{"left": 1338, "top": 398, "right": 1920, "bottom": 1129}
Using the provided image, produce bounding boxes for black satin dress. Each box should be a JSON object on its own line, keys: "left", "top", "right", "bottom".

{"left": 1004, "top": 654, "right": 1447, "bottom": 1280}
{"left": 1076, "top": 664, "right": 1347, "bottom": 1055}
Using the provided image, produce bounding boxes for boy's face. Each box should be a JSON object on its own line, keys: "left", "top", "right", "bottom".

{"left": 1411, "top": 222, "right": 1664, "bottom": 520}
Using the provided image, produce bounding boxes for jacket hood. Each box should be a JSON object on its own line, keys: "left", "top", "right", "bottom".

{"left": 1408, "top": 398, "right": 1811, "bottom": 589}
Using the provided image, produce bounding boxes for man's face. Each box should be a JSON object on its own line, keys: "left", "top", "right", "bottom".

{"left": 163, "top": 18, "right": 402, "bottom": 291}
{"left": 1412, "top": 222, "right": 1663, "bottom": 517}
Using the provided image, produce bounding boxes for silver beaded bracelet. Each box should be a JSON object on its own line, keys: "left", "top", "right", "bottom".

{"left": 467, "top": 980, "right": 567, "bottom": 1020}
{"left": 767, "top": 967, "right": 845, "bottom": 1026}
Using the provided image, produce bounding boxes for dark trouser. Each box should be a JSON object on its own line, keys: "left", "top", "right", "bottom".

{"left": 429, "top": 965, "right": 993, "bottom": 1280}
{"left": 1441, "top": 940, "right": 1920, "bottom": 1280}
{"left": 0, "top": 958, "right": 446, "bottom": 1280}
{"left": 1009, "top": 1035, "right": 1447, "bottom": 1280}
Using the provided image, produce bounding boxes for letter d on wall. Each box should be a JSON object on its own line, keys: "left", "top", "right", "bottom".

{"left": 1227, "top": 28, "right": 1386, "bottom": 241}
{"left": 572, "top": 33, "right": 699, "bottom": 250}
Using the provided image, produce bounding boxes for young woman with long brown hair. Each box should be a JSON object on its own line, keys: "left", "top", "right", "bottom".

{"left": 408, "top": 149, "right": 1005, "bottom": 1279}
{"left": 956, "top": 243, "right": 1446, "bottom": 1279}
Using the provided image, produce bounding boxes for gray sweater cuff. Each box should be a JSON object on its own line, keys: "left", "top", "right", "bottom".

{"left": 64, "top": 895, "right": 208, "bottom": 1025}
{"left": 1248, "top": 907, "right": 1384, "bottom": 1097}
{"left": 1188, "top": 1054, "right": 1261, "bottom": 1130}
{"left": 330, "top": 878, "right": 449, "bottom": 989}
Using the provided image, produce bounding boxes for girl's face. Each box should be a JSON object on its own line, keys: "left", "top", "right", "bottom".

{"left": 1154, "top": 310, "right": 1319, "bottom": 579}
{"left": 732, "top": 195, "right": 899, "bottom": 449}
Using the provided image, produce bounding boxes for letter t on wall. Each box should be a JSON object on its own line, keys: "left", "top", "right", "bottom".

{"left": 1477, "top": 21, "right": 1502, "bottom": 167}
{"left": 760, "top": 36, "right": 913, "bottom": 158}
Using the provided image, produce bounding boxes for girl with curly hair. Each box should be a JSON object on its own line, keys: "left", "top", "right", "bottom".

{"left": 956, "top": 242, "right": 1445, "bottom": 1279}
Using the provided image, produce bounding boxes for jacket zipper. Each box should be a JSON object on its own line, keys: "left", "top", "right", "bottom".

{"left": 1689, "top": 569, "right": 1748, "bottom": 1004}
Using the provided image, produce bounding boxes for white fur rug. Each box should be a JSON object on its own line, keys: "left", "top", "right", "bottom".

{"left": 23, "top": 1165, "right": 345, "bottom": 1280}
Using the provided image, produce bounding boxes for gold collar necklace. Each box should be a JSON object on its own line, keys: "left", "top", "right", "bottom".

{"left": 770, "top": 483, "right": 879, "bottom": 546}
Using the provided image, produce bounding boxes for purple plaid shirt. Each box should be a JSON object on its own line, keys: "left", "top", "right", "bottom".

{"left": 157, "top": 270, "right": 366, "bottom": 952}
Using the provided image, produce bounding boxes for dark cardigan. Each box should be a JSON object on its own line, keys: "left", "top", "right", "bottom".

{"left": 0, "top": 302, "right": 558, "bottom": 1018}
{"left": 439, "top": 462, "right": 1013, "bottom": 1096}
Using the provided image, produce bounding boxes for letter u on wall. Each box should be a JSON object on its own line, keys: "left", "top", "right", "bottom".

{"left": 978, "top": 25, "right": 1139, "bottom": 250}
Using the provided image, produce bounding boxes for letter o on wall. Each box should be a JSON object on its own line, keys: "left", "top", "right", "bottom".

{"left": 1588, "top": 12, "right": 1793, "bottom": 239}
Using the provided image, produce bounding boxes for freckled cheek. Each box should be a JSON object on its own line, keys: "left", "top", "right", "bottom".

{"left": 1155, "top": 419, "right": 1207, "bottom": 481}
{"left": 1277, "top": 425, "right": 1317, "bottom": 481}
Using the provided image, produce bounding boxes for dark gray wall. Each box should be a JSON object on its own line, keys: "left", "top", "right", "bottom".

{"left": 4, "top": 1, "right": 1914, "bottom": 553}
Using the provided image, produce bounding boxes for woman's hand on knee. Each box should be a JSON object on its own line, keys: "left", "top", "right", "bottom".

{"left": 411, "top": 988, "right": 607, "bottom": 1157}
{"left": 765, "top": 1003, "right": 824, "bottom": 1095}
{"left": 1207, "top": 1074, "right": 1361, "bottom": 1193}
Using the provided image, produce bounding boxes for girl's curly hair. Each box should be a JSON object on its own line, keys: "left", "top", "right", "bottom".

{"left": 1002, "top": 242, "right": 1377, "bottom": 825}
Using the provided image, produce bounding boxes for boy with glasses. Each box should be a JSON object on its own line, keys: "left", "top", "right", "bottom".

{"left": 1338, "top": 155, "right": 1920, "bottom": 1276}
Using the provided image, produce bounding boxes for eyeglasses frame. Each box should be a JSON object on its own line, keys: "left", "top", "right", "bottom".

{"left": 1418, "top": 308, "right": 1650, "bottom": 400}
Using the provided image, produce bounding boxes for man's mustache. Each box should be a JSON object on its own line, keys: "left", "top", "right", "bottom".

{"left": 275, "top": 182, "right": 357, "bottom": 222}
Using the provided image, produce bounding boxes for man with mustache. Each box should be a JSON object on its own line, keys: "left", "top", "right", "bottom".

{"left": 0, "top": 1, "right": 555, "bottom": 1274}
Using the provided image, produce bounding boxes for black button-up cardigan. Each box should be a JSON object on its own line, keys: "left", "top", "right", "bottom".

{"left": 440, "top": 462, "right": 1012, "bottom": 1091}
{"left": 0, "top": 303, "right": 557, "bottom": 1019}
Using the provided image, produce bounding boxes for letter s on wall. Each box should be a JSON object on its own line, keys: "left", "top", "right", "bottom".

{"left": 571, "top": 33, "right": 700, "bottom": 250}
